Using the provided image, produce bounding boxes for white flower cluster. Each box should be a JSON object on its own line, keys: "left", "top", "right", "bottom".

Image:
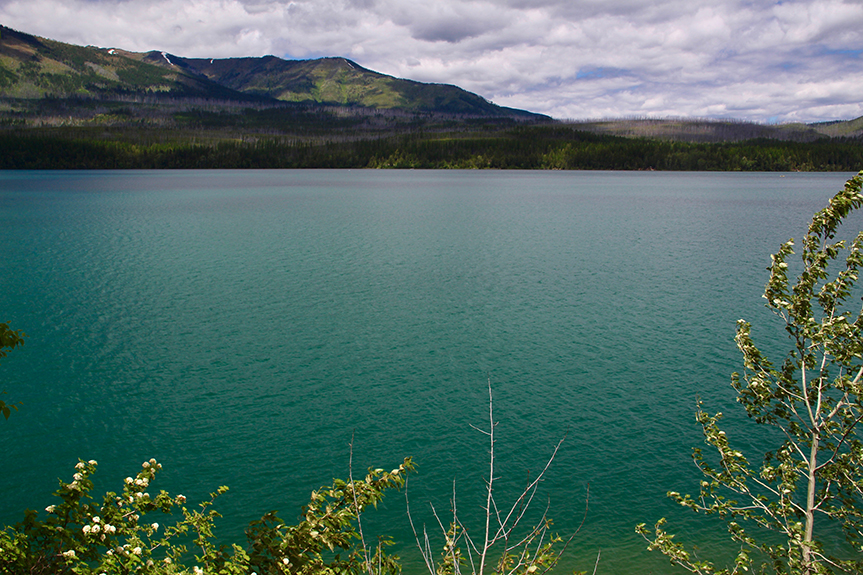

{"left": 67, "top": 460, "right": 99, "bottom": 491}
{"left": 120, "top": 460, "right": 162, "bottom": 507}
{"left": 114, "top": 543, "right": 142, "bottom": 557}
{"left": 81, "top": 516, "right": 117, "bottom": 537}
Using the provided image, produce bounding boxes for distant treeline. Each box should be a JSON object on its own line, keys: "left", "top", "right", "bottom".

{"left": 2, "top": 125, "right": 862, "bottom": 170}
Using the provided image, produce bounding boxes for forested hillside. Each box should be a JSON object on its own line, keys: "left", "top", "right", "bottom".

{"left": 1, "top": 23, "right": 862, "bottom": 170}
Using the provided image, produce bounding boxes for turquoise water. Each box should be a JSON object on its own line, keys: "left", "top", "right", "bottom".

{"left": 0, "top": 170, "right": 859, "bottom": 574}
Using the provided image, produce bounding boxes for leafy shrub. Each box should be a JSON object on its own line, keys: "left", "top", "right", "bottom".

{"left": 0, "top": 457, "right": 413, "bottom": 575}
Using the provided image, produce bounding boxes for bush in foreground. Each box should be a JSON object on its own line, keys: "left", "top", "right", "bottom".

{"left": 0, "top": 457, "right": 413, "bottom": 575}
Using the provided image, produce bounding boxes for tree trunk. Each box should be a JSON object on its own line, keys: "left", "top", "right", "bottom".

{"left": 803, "top": 431, "right": 819, "bottom": 575}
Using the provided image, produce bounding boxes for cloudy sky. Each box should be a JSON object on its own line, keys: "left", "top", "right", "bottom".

{"left": 2, "top": 0, "right": 862, "bottom": 122}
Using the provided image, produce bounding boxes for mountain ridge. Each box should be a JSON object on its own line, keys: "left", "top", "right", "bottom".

{"left": 141, "top": 51, "right": 539, "bottom": 116}
{"left": 0, "top": 24, "right": 543, "bottom": 118}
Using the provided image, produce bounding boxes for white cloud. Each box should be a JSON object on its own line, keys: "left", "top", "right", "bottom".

{"left": 1, "top": 0, "right": 862, "bottom": 122}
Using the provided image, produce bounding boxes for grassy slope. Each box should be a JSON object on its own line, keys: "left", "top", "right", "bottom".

{"left": 808, "top": 117, "right": 863, "bottom": 138}
{"left": 0, "top": 25, "right": 255, "bottom": 100}
{"left": 567, "top": 118, "right": 839, "bottom": 143}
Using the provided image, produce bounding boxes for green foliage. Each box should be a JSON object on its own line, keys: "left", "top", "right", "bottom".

{"left": 115, "top": 64, "right": 173, "bottom": 89}
{"left": 17, "top": 60, "right": 40, "bottom": 81}
{"left": 638, "top": 171, "right": 863, "bottom": 574}
{"left": 0, "top": 457, "right": 414, "bottom": 575}
{"left": 0, "top": 64, "right": 18, "bottom": 89}
{"left": 247, "top": 461, "right": 413, "bottom": 575}
{"left": 42, "top": 38, "right": 106, "bottom": 72}
{"left": 0, "top": 321, "right": 26, "bottom": 420}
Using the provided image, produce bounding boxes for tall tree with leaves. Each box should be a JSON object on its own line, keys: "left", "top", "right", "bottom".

{"left": 0, "top": 321, "right": 26, "bottom": 420}
{"left": 638, "top": 171, "right": 863, "bottom": 575}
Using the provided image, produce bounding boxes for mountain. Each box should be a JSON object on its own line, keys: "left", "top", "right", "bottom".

{"left": 0, "top": 24, "right": 542, "bottom": 118}
{"left": 141, "top": 53, "right": 538, "bottom": 117}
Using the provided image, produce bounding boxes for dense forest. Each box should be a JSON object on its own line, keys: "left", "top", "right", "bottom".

{"left": 2, "top": 122, "right": 862, "bottom": 170}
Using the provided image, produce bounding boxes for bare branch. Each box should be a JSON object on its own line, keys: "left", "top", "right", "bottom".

{"left": 348, "top": 433, "right": 374, "bottom": 575}
{"left": 412, "top": 379, "right": 575, "bottom": 575}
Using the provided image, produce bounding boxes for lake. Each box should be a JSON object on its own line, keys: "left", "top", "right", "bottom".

{"left": 1, "top": 170, "right": 859, "bottom": 574}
